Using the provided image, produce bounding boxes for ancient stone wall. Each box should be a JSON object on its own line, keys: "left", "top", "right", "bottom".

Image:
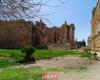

{"left": 44, "top": 23, "right": 75, "bottom": 44}
{"left": 0, "top": 20, "right": 33, "bottom": 48}
{"left": 89, "top": 0, "right": 100, "bottom": 51}
{"left": 92, "top": 1, "right": 100, "bottom": 35}
{"left": 35, "top": 20, "right": 75, "bottom": 49}
{"left": 0, "top": 19, "right": 75, "bottom": 49}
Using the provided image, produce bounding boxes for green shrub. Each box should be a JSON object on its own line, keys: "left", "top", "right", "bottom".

{"left": 20, "top": 45, "right": 36, "bottom": 63}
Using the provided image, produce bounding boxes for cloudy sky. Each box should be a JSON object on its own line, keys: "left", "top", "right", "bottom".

{"left": 35, "top": 0, "right": 98, "bottom": 41}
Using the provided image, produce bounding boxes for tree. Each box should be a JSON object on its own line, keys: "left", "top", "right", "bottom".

{"left": 0, "top": 0, "right": 66, "bottom": 20}
{"left": 76, "top": 39, "right": 86, "bottom": 48}
{"left": 82, "top": 39, "right": 86, "bottom": 47}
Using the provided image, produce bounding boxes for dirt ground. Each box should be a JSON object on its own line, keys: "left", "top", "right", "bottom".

{"left": 19, "top": 56, "right": 92, "bottom": 68}
{"left": 18, "top": 56, "right": 100, "bottom": 80}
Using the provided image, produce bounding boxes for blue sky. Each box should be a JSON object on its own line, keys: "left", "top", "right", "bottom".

{"left": 35, "top": 0, "right": 98, "bottom": 41}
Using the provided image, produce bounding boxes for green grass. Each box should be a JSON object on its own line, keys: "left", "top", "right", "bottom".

{"left": 0, "top": 49, "right": 24, "bottom": 60}
{"left": 0, "top": 65, "right": 88, "bottom": 80}
{"left": 35, "top": 49, "right": 92, "bottom": 60}
{"left": 0, "top": 49, "right": 92, "bottom": 68}
{"left": 0, "top": 67, "right": 43, "bottom": 80}
{"left": 0, "top": 49, "right": 24, "bottom": 68}
{"left": 0, "top": 49, "right": 91, "bottom": 80}
{"left": 47, "top": 66, "right": 87, "bottom": 73}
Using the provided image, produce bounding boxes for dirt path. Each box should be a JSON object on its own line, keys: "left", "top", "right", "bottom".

{"left": 19, "top": 56, "right": 91, "bottom": 68}
{"left": 61, "top": 60, "right": 100, "bottom": 80}
{"left": 18, "top": 56, "right": 100, "bottom": 80}
{"left": 83, "top": 61, "right": 100, "bottom": 80}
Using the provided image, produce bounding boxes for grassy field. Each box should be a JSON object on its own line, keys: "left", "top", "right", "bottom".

{"left": 0, "top": 49, "right": 92, "bottom": 80}
{"left": 0, "top": 67, "right": 43, "bottom": 80}
{"left": 35, "top": 49, "right": 92, "bottom": 60}
{"left": 0, "top": 66, "right": 87, "bottom": 80}
{"left": 0, "top": 49, "right": 92, "bottom": 68}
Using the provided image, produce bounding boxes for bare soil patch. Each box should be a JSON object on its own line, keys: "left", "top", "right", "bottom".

{"left": 18, "top": 56, "right": 92, "bottom": 68}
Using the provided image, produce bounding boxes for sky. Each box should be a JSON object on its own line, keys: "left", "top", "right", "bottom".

{"left": 35, "top": 0, "right": 98, "bottom": 42}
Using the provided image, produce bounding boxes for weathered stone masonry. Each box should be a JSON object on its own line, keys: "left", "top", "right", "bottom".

{"left": 35, "top": 20, "right": 75, "bottom": 49}
{"left": 0, "top": 20, "right": 33, "bottom": 48}
{"left": 0, "top": 19, "right": 75, "bottom": 49}
{"left": 89, "top": 0, "right": 100, "bottom": 51}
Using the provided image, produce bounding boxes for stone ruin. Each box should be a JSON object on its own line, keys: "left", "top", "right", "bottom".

{"left": 0, "top": 19, "right": 75, "bottom": 49}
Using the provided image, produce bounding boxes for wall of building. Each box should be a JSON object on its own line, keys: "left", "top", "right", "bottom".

{"left": 89, "top": 0, "right": 100, "bottom": 51}
{"left": 0, "top": 19, "right": 75, "bottom": 49}
{"left": 0, "top": 20, "right": 33, "bottom": 48}
{"left": 35, "top": 20, "right": 75, "bottom": 49}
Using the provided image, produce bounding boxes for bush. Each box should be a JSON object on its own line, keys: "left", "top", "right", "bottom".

{"left": 20, "top": 45, "right": 36, "bottom": 63}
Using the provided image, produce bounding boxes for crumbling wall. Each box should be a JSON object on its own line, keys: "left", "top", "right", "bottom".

{"left": 0, "top": 20, "right": 33, "bottom": 48}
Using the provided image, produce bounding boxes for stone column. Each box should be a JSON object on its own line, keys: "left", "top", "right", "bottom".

{"left": 70, "top": 24, "right": 75, "bottom": 44}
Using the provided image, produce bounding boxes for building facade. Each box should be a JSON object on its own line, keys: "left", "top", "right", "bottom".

{"left": 0, "top": 20, "right": 33, "bottom": 48}
{"left": 89, "top": 0, "right": 100, "bottom": 51}
{"left": 0, "top": 19, "right": 75, "bottom": 49}
{"left": 35, "top": 20, "right": 75, "bottom": 49}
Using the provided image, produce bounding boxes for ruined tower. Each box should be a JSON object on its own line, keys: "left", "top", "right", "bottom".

{"left": 35, "top": 20, "right": 75, "bottom": 49}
